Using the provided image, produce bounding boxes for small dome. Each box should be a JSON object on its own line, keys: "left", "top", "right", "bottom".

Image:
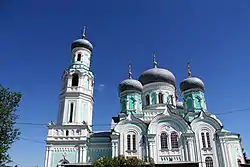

{"left": 176, "top": 101, "right": 184, "bottom": 109}
{"left": 180, "top": 77, "right": 204, "bottom": 92}
{"left": 139, "top": 68, "right": 176, "bottom": 86}
{"left": 71, "top": 38, "right": 93, "bottom": 52}
{"left": 118, "top": 79, "right": 143, "bottom": 93}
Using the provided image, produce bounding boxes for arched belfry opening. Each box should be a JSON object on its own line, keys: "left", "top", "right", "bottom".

{"left": 158, "top": 92, "right": 164, "bottom": 104}
{"left": 77, "top": 53, "right": 81, "bottom": 61}
{"left": 72, "top": 73, "right": 79, "bottom": 86}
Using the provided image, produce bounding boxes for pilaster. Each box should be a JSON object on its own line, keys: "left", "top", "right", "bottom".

{"left": 111, "top": 133, "right": 119, "bottom": 158}
{"left": 82, "top": 144, "right": 87, "bottom": 163}
{"left": 183, "top": 133, "right": 196, "bottom": 162}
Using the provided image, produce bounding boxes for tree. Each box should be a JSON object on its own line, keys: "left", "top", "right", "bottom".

{"left": 92, "top": 155, "right": 146, "bottom": 167}
{"left": 0, "top": 85, "right": 22, "bottom": 165}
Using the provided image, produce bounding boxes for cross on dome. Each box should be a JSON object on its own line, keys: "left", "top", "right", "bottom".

{"left": 128, "top": 63, "right": 132, "bottom": 79}
{"left": 82, "top": 25, "right": 86, "bottom": 39}
{"left": 187, "top": 61, "right": 192, "bottom": 77}
{"left": 153, "top": 54, "right": 157, "bottom": 68}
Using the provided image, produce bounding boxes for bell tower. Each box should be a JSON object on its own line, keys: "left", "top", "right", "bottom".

{"left": 57, "top": 26, "right": 94, "bottom": 127}
{"left": 45, "top": 28, "right": 95, "bottom": 167}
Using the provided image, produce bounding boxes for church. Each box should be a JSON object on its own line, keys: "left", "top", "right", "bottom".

{"left": 44, "top": 29, "right": 246, "bottom": 167}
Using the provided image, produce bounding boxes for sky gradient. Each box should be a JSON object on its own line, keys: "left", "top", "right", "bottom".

{"left": 1, "top": 0, "right": 250, "bottom": 166}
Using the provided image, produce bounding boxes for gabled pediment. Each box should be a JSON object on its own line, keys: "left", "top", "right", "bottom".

{"left": 190, "top": 110, "right": 223, "bottom": 130}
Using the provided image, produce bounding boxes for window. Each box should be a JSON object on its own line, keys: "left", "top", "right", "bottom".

{"left": 72, "top": 74, "right": 79, "bottom": 86}
{"left": 206, "top": 132, "right": 211, "bottom": 148}
{"left": 205, "top": 157, "right": 213, "bottom": 167}
{"left": 201, "top": 132, "right": 206, "bottom": 148}
{"left": 186, "top": 98, "right": 193, "bottom": 111}
{"left": 127, "top": 135, "right": 131, "bottom": 150}
{"left": 171, "top": 132, "right": 179, "bottom": 149}
{"left": 158, "top": 93, "right": 164, "bottom": 104}
{"left": 77, "top": 54, "right": 81, "bottom": 61}
{"left": 160, "top": 133, "right": 168, "bottom": 149}
{"left": 69, "top": 103, "right": 74, "bottom": 123}
{"left": 66, "top": 130, "right": 69, "bottom": 136}
{"left": 132, "top": 134, "right": 136, "bottom": 150}
{"left": 129, "top": 98, "right": 135, "bottom": 110}
{"left": 146, "top": 95, "right": 150, "bottom": 106}
{"left": 127, "top": 133, "right": 136, "bottom": 151}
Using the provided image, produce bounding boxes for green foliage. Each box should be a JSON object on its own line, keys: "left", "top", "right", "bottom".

{"left": 92, "top": 155, "right": 148, "bottom": 167}
{"left": 0, "top": 85, "right": 22, "bottom": 165}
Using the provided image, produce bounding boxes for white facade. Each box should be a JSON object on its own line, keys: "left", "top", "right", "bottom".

{"left": 44, "top": 33, "right": 246, "bottom": 167}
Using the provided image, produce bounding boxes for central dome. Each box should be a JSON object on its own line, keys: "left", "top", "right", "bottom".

{"left": 139, "top": 68, "right": 176, "bottom": 86}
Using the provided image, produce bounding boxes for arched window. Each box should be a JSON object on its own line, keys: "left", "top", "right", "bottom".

{"left": 132, "top": 134, "right": 136, "bottom": 150}
{"left": 158, "top": 93, "right": 164, "bottom": 104}
{"left": 72, "top": 73, "right": 79, "bottom": 86}
{"left": 205, "top": 157, "right": 213, "bottom": 167}
{"left": 69, "top": 103, "right": 74, "bottom": 123}
{"left": 127, "top": 134, "right": 131, "bottom": 150}
{"left": 66, "top": 130, "right": 69, "bottom": 136}
{"left": 127, "top": 133, "right": 136, "bottom": 151}
{"left": 129, "top": 98, "right": 135, "bottom": 110}
{"left": 77, "top": 54, "right": 81, "bottom": 61}
{"left": 201, "top": 132, "right": 206, "bottom": 148}
{"left": 171, "top": 132, "right": 179, "bottom": 149}
{"left": 206, "top": 132, "right": 211, "bottom": 148}
{"left": 146, "top": 95, "right": 150, "bottom": 106}
{"left": 160, "top": 133, "right": 168, "bottom": 149}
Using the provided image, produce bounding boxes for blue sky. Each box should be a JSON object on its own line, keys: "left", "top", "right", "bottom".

{"left": 1, "top": 0, "right": 250, "bottom": 166}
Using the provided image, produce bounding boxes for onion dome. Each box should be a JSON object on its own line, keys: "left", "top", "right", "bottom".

{"left": 180, "top": 62, "right": 205, "bottom": 92}
{"left": 118, "top": 64, "right": 143, "bottom": 93}
{"left": 138, "top": 55, "right": 176, "bottom": 86}
{"left": 71, "top": 26, "right": 93, "bottom": 52}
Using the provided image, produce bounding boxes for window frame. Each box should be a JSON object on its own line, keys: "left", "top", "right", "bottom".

{"left": 160, "top": 132, "right": 168, "bottom": 150}
{"left": 69, "top": 103, "right": 74, "bottom": 123}
{"left": 145, "top": 94, "right": 150, "bottom": 106}
{"left": 205, "top": 157, "right": 214, "bottom": 167}
{"left": 200, "top": 130, "right": 212, "bottom": 150}
{"left": 77, "top": 53, "right": 81, "bottom": 61}
{"left": 170, "top": 132, "right": 179, "bottom": 149}
{"left": 158, "top": 92, "right": 164, "bottom": 104}
{"left": 126, "top": 132, "right": 137, "bottom": 153}
{"left": 72, "top": 73, "right": 79, "bottom": 86}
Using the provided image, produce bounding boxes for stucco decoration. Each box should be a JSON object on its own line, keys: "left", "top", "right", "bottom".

{"left": 114, "top": 112, "right": 147, "bottom": 133}
{"left": 148, "top": 107, "right": 192, "bottom": 134}
{"left": 190, "top": 110, "right": 223, "bottom": 130}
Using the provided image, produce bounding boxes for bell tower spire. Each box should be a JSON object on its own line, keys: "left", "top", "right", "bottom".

{"left": 57, "top": 28, "right": 94, "bottom": 127}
